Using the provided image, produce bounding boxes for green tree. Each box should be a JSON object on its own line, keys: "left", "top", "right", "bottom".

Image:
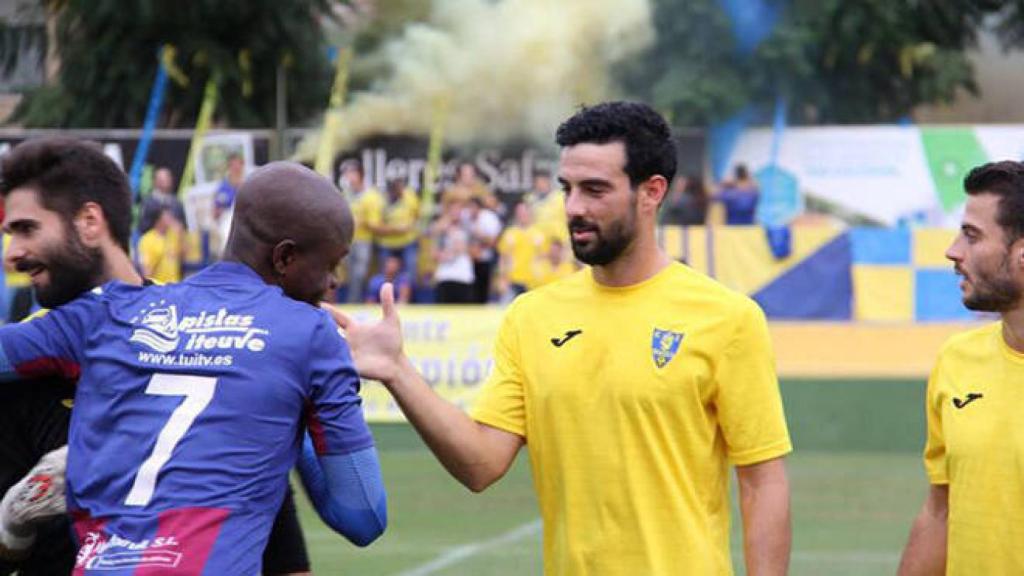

{"left": 11, "top": 0, "right": 344, "bottom": 128}
{"left": 622, "top": 0, "right": 1010, "bottom": 125}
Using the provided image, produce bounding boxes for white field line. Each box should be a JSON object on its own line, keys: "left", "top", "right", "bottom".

{"left": 394, "top": 519, "right": 543, "bottom": 576}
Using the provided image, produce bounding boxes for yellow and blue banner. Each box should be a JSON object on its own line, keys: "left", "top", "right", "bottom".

{"left": 664, "top": 225, "right": 970, "bottom": 322}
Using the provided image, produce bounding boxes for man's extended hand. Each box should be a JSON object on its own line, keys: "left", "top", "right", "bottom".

{"left": 323, "top": 282, "right": 405, "bottom": 384}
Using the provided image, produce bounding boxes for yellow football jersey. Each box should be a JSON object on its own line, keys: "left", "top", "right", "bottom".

{"left": 471, "top": 262, "right": 791, "bottom": 575}
{"left": 531, "top": 256, "right": 576, "bottom": 289}
{"left": 377, "top": 189, "right": 421, "bottom": 249}
{"left": 498, "top": 225, "right": 546, "bottom": 287}
{"left": 350, "top": 188, "right": 383, "bottom": 243}
{"left": 924, "top": 321, "right": 1024, "bottom": 575}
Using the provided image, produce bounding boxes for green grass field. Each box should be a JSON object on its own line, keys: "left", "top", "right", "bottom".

{"left": 297, "top": 379, "right": 931, "bottom": 575}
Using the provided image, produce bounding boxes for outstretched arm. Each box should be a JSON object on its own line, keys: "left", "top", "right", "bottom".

{"left": 295, "top": 435, "right": 386, "bottom": 547}
{"left": 323, "top": 284, "right": 523, "bottom": 492}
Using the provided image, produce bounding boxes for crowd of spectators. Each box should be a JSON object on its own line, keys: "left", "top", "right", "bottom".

{"left": 334, "top": 159, "right": 578, "bottom": 304}
{"left": 123, "top": 159, "right": 764, "bottom": 306}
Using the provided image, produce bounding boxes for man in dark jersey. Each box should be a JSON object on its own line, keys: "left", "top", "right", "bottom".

{"left": 0, "top": 138, "right": 315, "bottom": 575}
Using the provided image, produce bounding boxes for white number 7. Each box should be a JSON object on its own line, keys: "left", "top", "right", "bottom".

{"left": 124, "top": 373, "right": 217, "bottom": 507}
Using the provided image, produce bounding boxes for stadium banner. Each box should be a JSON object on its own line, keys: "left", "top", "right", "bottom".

{"left": 724, "top": 125, "right": 1024, "bottom": 227}
{"left": 340, "top": 303, "right": 981, "bottom": 422}
{"left": 290, "top": 131, "right": 708, "bottom": 203}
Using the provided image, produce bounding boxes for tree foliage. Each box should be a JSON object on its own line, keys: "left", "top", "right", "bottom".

{"left": 11, "top": 0, "right": 343, "bottom": 128}
{"left": 622, "top": 0, "right": 1017, "bottom": 126}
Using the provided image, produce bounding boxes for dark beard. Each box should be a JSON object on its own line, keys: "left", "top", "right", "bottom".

{"left": 20, "top": 234, "right": 105, "bottom": 309}
{"left": 962, "top": 257, "right": 1022, "bottom": 313}
{"left": 568, "top": 212, "right": 636, "bottom": 267}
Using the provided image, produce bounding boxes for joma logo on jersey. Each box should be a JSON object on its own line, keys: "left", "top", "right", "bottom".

{"left": 130, "top": 302, "right": 269, "bottom": 353}
{"left": 651, "top": 328, "right": 684, "bottom": 369}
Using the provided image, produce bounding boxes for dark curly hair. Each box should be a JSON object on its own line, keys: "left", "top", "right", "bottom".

{"left": 963, "top": 160, "right": 1024, "bottom": 245}
{"left": 0, "top": 137, "right": 132, "bottom": 252}
{"left": 555, "top": 101, "right": 677, "bottom": 188}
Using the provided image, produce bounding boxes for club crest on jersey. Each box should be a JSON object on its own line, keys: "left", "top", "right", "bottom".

{"left": 651, "top": 328, "right": 684, "bottom": 369}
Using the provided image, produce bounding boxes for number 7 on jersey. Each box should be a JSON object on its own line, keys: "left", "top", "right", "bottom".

{"left": 124, "top": 373, "right": 217, "bottom": 507}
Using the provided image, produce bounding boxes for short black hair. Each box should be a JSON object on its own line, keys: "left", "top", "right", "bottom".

{"left": 0, "top": 137, "right": 132, "bottom": 252}
{"left": 963, "top": 160, "right": 1024, "bottom": 244}
{"left": 555, "top": 101, "right": 677, "bottom": 187}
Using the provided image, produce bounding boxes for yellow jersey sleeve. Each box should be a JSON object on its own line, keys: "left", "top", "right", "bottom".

{"left": 470, "top": 299, "right": 527, "bottom": 438}
{"left": 716, "top": 298, "right": 792, "bottom": 466}
{"left": 923, "top": 353, "right": 949, "bottom": 484}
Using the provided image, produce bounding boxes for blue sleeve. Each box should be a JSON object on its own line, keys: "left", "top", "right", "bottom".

{"left": 304, "top": 312, "right": 374, "bottom": 455}
{"left": 0, "top": 291, "right": 98, "bottom": 382}
{"left": 296, "top": 434, "right": 387, "bottom": 546}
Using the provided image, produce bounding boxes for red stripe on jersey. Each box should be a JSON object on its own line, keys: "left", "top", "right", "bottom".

{"left": 71, "top": 511, "right": 108, "bottom": 575}
{"left": 304, "top": 399, "right": 328, "bottom": 455}
{"left": 16, "top": 357, "right": 80, "bottom": 380}
{"left": 134, "top": 507, "right": 230, "bottom": 575}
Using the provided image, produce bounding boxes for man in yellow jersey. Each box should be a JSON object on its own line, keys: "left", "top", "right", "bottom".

{"left": 527, "top": 168, "right": 568, "bottom": 246}
{"left": 497, "top": 201, "right": 546, "bottom": 300}
{"left": 340, "top": 160, "right": 382, "bottom": 303}
{"left": 371, "top": 177, "right": 420, "bottom": 282}
{"left": 137, "top": 207, "right": 184, "bottom": 284}
{"left": 330, "top": 101, "right": 792, "bottom": 575}
{"left": 898, "top": 160, "right": 1024, "bottom": 576}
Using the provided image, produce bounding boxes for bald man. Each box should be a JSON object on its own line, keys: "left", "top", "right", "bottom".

{"left": 0, "top": 162, "right": 386, "bottom": 574}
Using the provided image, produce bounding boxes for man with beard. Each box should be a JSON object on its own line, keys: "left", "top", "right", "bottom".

{"left": 899, "top": 161, "right": 1024, "bottom": 576}
{"left": 0, "top": 138, "right": 360, "bottom": 575}
{"left": 330, "top": 101, "right": 791, "bottom": 575}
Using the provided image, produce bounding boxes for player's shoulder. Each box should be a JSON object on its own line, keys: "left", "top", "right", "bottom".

{"left": 664, "top": 261, "right": 749, "bottom": 304}
{"left": 634, "top": 261, "right": 761, "bottom": 325}
{"left": 511, "top": 267, "right": 589, "bottom": 310}
{"left": 938, "top": 321, "right": 1000, "bottom": 360}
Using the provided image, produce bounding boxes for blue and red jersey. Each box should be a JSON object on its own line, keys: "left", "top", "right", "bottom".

{"left": 0, "top": 262, "right": 375, "bottom": 574}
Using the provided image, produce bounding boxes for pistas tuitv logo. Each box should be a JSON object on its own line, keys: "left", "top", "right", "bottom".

{"left": 130, "top": 301, "right": 270, "bottom": 354}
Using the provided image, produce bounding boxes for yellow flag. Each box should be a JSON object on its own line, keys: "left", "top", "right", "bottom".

{"left": 178, "top": 78, "right": 219, "bottom": 197}
{"left": 314, "top": 48, "right": 353, "bottom": 178}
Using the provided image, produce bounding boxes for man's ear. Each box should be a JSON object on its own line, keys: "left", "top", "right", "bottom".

{"left": 271, "top": 240, "right": 298, "bottom": 276}
{"left": 1013, "top": 236, "right": 1024, "bottom": 271}
{"left": 74, "top": 202, "right": 107, "bottom": 248}
{"left": 639, "top": 175, "right": 669, "bottom": 213}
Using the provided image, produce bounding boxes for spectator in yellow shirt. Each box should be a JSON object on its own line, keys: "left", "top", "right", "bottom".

{"left": 441, "top": 161, "right": 496, "bottom": 211}
{"left": 498, "top": 202, "right": 545, "bottom": 300}
{"left": 341, "top": 161, "right": 383, "bottom": 303}
{"left": 526, "top": 169, "right": 567, "bottom": 246}
{"left": 372, "top": 177, "right": 420, "bottom": 279}
{"left": 137, "top": 208, "right": 184, "bottom": 284}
